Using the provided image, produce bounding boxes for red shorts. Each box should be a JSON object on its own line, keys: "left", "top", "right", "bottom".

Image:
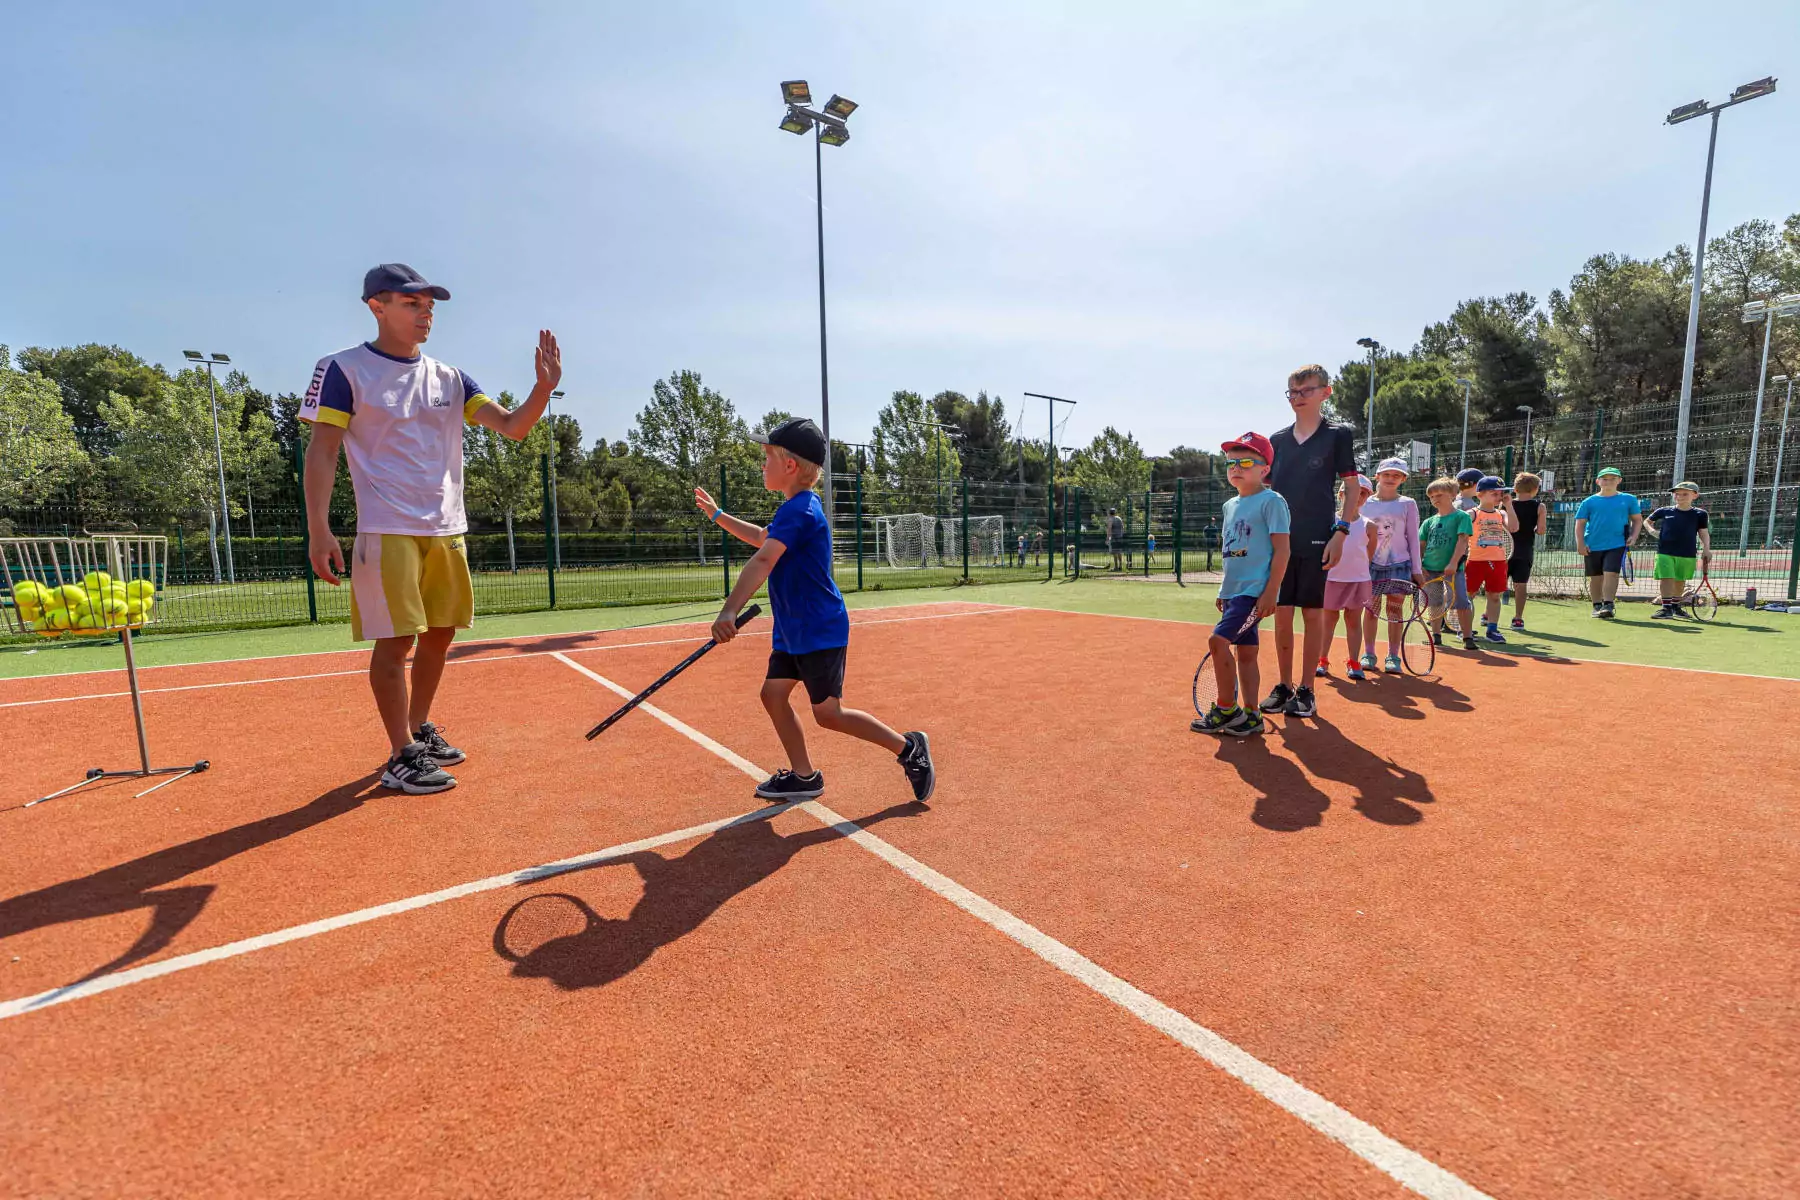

{"left": 1464, "top": 558, "right": 1509, "bottom": 595}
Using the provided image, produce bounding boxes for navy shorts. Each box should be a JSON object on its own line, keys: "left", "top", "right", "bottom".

{"left": 767, "top": 646, "right": 847, "bottom": 705}
{"left": 1583, "top": 547, "right": 1627, "bottom": 577}
{"left": 1213, "top": 594, "right": 1261, "bottom": 646}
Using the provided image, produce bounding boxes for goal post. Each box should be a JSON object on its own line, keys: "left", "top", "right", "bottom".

{"left": 874, "top": 513, "right": 939, "bottom": 569}
{"left": 942, "top": 514, "right": 1005, "bottom": 566}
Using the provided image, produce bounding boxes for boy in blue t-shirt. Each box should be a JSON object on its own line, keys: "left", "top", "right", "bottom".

{"left": 1573, "top": 467, "right": 1643, "bottom": 619}
{"left": 698, "top": 418, "right": 935, "bottom": 803}
{"left": 1192, "top": 432, "right": 1291, "bottom": 738}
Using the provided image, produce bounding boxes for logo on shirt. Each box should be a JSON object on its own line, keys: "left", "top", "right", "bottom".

{"left": 302, "top": 363, "right": 325, "bottom": 413}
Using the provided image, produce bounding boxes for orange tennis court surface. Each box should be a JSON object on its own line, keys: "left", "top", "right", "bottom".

{"left": 2, "top": 601, "right": 1793, "bottom": 1197}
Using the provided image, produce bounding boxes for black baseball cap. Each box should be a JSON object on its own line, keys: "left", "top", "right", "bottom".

{"left": 362, "top": 263, "right": 450, "bottom": 302}
{"left": 751, "top": 417, "right": 827, "bottom": 468}
{"left": 1456, "top": 467, "right": 1484, "bottom": 485}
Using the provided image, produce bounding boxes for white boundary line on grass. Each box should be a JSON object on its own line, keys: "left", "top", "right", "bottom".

{"left": 550, "top": 652, "right": 1493, "bottom": 1200}
{"left": 0, "top": 606, "right": 1025, "bottom": 710}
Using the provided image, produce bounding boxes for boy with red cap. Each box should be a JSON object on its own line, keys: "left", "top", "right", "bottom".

{"left": 1192, "top": 432, "right": 1290, "bottom": 737}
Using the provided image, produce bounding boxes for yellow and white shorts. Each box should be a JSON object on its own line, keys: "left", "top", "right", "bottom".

{"left": 350, "top": 533, "right": 474, "bottom": 642}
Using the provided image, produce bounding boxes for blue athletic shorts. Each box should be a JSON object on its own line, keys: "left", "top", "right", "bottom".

{"left": 1214, "top": 594, "right": 1261, "bottom": 646}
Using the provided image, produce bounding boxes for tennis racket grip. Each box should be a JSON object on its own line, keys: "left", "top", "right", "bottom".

{"left": 584, "top": 604, "right": 762, "bottom": 740}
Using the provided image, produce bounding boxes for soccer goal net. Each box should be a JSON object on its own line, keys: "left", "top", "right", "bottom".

{"left": 876, "top": 513, "right": 940, "bottom": 569}
{"left": 941, "top": 514, "right": 1006, "bottom": 566}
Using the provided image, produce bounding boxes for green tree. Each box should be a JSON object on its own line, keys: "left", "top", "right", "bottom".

{"left": 626, "top": 370, "right": 758, "bottom": 510}
{"left": 873, "top": 390, "right": 962, "bottom": 493}
{"left": 930, "top": 390, "right": 1014, "bottom": 482}
{"left": 465, "top": 391, "right": 553, "bottom": 571}
{"left": 0, "top": 345, "right": 90, "bottom": 509}
{"left": 1370, "top": 357, "right": 1465, "bottom": 433}
{"left": 1547, "top": 251, "right": 1692, "bottom": 408}
{"left": 1070, "top": 426, "right": 1150, "bottom": 510}
{"left": 17, "top": 343, "right": 168, "bottom": 453}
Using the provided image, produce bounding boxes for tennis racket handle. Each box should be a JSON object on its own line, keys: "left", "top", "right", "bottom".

{"left": 733, "top": 603, "right": 762, "bottom": 628}
{"left": 583, "top": 605, "right": 762, "bottom": 741}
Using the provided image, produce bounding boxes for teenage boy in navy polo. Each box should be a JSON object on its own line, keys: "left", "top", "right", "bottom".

{"left": 697, "top": 417, "right": 935, "bottom": 803}
{"left": 1260, "top": 364, "right": 1358, "bottom": 720}
{"left": 303, "top": 263, "right": 561, "bottom": 795}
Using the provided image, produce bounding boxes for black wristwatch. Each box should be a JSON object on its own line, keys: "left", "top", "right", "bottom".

{"left": 1331, "top": 520, "right": 1351, "bottom": 535}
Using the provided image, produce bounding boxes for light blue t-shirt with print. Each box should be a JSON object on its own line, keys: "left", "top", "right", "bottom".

{"left": 1219, "top": 488, "right": 1292, "bottom": 599}
{"left": 1575, "top": 491, "right": 1640, "bottom": 551}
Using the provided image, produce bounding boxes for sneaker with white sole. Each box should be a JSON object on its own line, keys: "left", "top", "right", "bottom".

{"left": 898, "top": 731, "right": 936, "bottom": 802}
{"left": 1383, "top": 654, "right": 1403, "bottom": 675}
{"left": 415, "top": 721, "right": 465, "bottom": 765}
{"left": 754, "top": 769, "right": 825, "bottom": 802}
{"left": 381, "top": 743, "right": 456, "bottom": 794}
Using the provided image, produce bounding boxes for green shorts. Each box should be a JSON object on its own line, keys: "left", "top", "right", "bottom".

{"left": 1653, "top": 553, "right": 1696, "bottom": 581}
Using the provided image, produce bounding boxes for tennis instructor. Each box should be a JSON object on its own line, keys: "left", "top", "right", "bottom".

{"left": 303, "top": 263, "right": 561, "bottom": 794}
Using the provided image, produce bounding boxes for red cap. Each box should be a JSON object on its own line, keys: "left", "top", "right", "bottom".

{"left": 1221, "top": 432, "right": 1274, "bottom": 465}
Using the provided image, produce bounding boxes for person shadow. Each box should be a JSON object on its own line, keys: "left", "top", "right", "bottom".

{"left": 492, "top": 799, "right": 927, "bottom": 990}
{"left": 1210, "top": 734, "right": 1331, "bottom": 832}
{"left": 1324, "top": 673, "right": 1474, "bottom": 719}
{"left": 0, "top": 771, "right": 383, "bottom": 989}
{"left": 1277, "top": 717, "right": 1434, "bottom": 826}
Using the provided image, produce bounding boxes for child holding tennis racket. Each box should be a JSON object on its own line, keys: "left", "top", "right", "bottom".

{"left": 1466, "top": 476, "right": 1520, "bottom": 642}
{"left": 698, "top": 418, "right": 935, "bottom": 803}
{"left": 1645, "top": 482, "right": 1710, "bottom": 618}
{"left": 1420, "top": 478, "right": 1477, "bottom": 648}
{"left": 1360, "top": 458, "right": 1425, "bottom": 674}
{"left": 1192, "top": 433, "right": 1290, "bottom": 737}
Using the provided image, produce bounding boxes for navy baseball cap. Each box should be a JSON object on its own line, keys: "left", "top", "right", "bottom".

{"left": 362, "top": 263, "right": 450, "bottom": 302}
{"left": 752, "top": 417, "right": 827, "bottom": 468}
{"left": 1456, "top": 467, "right": 1484, "bottom": 485}
{"left": 1476, "top": 475, "right": 1507, "bottom": 492}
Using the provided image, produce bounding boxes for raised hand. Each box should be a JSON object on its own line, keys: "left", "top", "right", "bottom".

{"left": 694, "top": 486, "right": 718, "bottom": 518}
{"left": 535, "top": 330, "right": 562, "bottom": 392}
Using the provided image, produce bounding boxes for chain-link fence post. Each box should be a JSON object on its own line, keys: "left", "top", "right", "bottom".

{"left": 1173, "top": 476, "right": 1184, "bottom": 584}
{"left": 720, "top": 464, "right": 730, "bottom": 598}
{"left": 540, "top": 452, "right": 556, "bottom": 609}
{"left": 855, "top": 471, "right": 864, "bottom": 591}
{"left": 295, "top": 442, "right": 318, "bottom": 622}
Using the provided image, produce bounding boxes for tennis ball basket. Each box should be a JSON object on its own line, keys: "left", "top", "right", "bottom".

{"left": 2, "top": 535, "right": 210, "bottom": 806}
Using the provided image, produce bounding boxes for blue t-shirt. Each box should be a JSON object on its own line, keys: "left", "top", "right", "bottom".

{"left": 1575, "top": 491, "right": 1640, "bottom": 551}
{"left": 764, "top": 490, "right": 849, "bottom": 654}
{"left": 1219, "top": 489, "right": 1291, "bottom": 599}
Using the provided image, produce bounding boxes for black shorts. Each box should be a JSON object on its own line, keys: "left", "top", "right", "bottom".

{"left": 1276, "top": 548, "right": 1330, "bottom": 610}
{"left": 1507, "top": 551, "right": 1534, "bottom": 584}
{"left": 1583, "top": 548, "right": 1626, "bottom": 577}
{"left": 767, "top": 646, "right": 847, "bottom": 705}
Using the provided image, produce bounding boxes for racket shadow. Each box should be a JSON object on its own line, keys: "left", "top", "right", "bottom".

{"left": 491, "top": 799, "right": 927, "bottom": 991}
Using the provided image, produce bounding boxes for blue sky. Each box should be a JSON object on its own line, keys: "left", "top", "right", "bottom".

{"left": 4, "top": 0, "right": 1796, "bottom": 457}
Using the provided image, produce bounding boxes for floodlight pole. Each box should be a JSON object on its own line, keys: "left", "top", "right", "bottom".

{"left": 1517, "top": 405, "right": 1534, "bottom": 470}
{"left": 1024, "top": 393, "right": 1077, "bottom": 580}
{"left": 1740, "top": 308, "right": 1778, "bottom": 555}
{"left": 813, "top": 125, "right": 834, "bottom": 526}
{"left": 197, "top": 356, "right": 236, "bottom": 584}
{"left": 1458, "top": 377, "right": 1472, "bottom": 467}
{"left": 1356, "top": 339, "right": 1380, "bottom": 464}
{"left": 1768, "top": 376, "right": 1793, "bottom": 548}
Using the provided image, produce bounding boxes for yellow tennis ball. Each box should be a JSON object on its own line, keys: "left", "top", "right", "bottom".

{"left": 18, "top": 601, "right": 43, "bottom": 623}
{"left": 138, "top": 594, "right": 157, "bottom": 613}
{"left": 58, "top": 584, "right": 87, "bottom": 609}
{"left": 103, "top": 597, "right": 129, "bottom": 619}
{"left": 12, "top": 581, "right": 43, "bottom": 605}
{"left": 109, "top": 581, "right": 129, "bottom": 601}
{"left": 126, "top": 579, "right": 155, "bottom": 601}
{"left": 82, "top": 570, "right": 113, "bottom": 592}
{"left": 46, "top": 609, "right": 72, "bottom": 630}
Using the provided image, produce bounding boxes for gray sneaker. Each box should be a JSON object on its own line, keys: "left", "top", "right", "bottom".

{"left": 415, "top": 721, "right": 465, "bottom": 765}
{"left": 381, "top": 743, "right": 456, "bottom": 794}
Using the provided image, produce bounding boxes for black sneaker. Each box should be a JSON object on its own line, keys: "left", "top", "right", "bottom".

{"left": 1220, "top": 710, "right": 1265, "bottom": 738}
{"left": 754, "top": 769, "right": 825, "bottom": 802}
{"left": 381, "top": 743, "right": 456, "bottom": 794}
{"left": 1191, "top": 704, "right": 1248, "bottom": 735}
{"left": 1598, "top": 602, "right": 1616, "bottom": 620}
{"left": 415, "top": 721, "right": 465, "bottom": 765}
{"left": 1284, "top": 686, "right": 1317, "bottom": 718}
{"left": 1651, "top": 605, "right": 1676, "bottom": 620}
{"left": 1259, "top": 683, "right": 1294, "bottom": 714}
{"left": 898, "top": 731, "right": 936, "bottom": 802}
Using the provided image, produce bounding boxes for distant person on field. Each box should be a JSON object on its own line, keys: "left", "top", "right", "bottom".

{"left": 1419, "top": 477, "right": 1476, "bottom": 647}
{"left": 1454, "top": 467, "right": 1483, "bottom": 512}
{"left": 1147, "top": 530, "right": 1157, "bottom": 566}
{"left": 1032, "top": 529, "right": 1044, "bottom": 567}
{"left": 1466, "top": 476, "right": 1520, "bottom": 642}
{"left": 1192, "top": 432, "right": 1290, "bottom": 738}
{"left": 1107, "top": 508, "right": 1126, "bottom": 570}
{"left": 697, "top": 417, "right": 935, "bottom": 804}
{"left": 1017, "top": 531, "right": 1027, "bottom": 568}
{"left": 303, "top": 263, "right": 560, "bottom": 795}
{"left": 1645, "top": 482, "right": 1710, "bottom": 618}
{"left": 1574, "top": 467, "right": 1642, "bottom": 619}
{"left": 1361, "top": 457, "right": 1425, "bottom": 674}
{"left": 1319, "top": 474, "right": 1376, "bottom": 680}
{"left": 1506, "top": 472, "right": 1547, "bottom": 630}
{"left": 1260, "top": 364, "right": 1359, "bottom": 722}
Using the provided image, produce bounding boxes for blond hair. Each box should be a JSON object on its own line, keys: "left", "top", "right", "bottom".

{"left": 1425, "top": 477, "right": 1458, "bottom": 497}
{"left": 1513, "top": 472, "right": 1541, "bottom": 496}
{"left": 1288, "top": 363, "right": 1330, "bottom": 387}
{"left": 767, "top": 444, "right": 822, "bottom": 488}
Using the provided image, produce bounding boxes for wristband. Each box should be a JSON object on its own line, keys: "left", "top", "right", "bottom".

{"left": 711, "top": 508, "right": 722, "bottom": 522}
{"left": 1331, "top": 520, "right": 1351, "bottom": 535}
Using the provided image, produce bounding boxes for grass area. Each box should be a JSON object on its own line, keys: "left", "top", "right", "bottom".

{"left": 4, "top": 575, "right": 1795, "bottom": 681}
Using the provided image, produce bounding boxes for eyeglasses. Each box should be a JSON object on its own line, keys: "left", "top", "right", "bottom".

{"left": 1222, "top": 456, "right": 1265, "bottom": 470}
{"left": 1284, "top": 385, "right": 1325, "bottom": 399}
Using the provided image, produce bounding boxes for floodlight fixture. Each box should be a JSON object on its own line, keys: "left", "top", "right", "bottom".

{"left": 781, "top": 80, "right": 812, "bottom": 106}
{"left": 1730, "top": 76, "right": 1777, "bottom": 102}
{"left": 1356, "top": 336, "right": 1379, "bottom": 349}
{"left": 1743, "top": 300, "right": 1768, "bottom": 321}
{"left": 183, "top": 350, "right": 203, "bottom": 360}
{"left": 1775, "top": 375, "right": 1790, "bottom": 384}
{"left": 779, "top": 108, "right": 811, "bottom": 135}
{"left": 1666, "top": 99, "right": 1709, "bottom": 124}
{"left": 818, "top": 124, "right": 850, "bottom": 147}
{"left": 211, "top": 352, "right": 230, "bottom": 363}
{"left": 822, "top": 94, "right": 857, "bottom": 120}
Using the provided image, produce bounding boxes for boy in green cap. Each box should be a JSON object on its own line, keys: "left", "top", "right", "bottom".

{"left": 1573, "top": 467, "right": 1642, "bottom": 618}
{"left": 1645, "top": 482, "right": 1710, "bottom": 618}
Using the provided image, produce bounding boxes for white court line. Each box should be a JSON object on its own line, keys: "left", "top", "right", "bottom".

{"left": 0, "top": 806, "right": 790, "bottom": 1020}
{"left": 0, "top": 606, "right": 1025, "bottom": 710}
{"left": 0, "top": 600, "right": 1006, "bottom": 683}
{"left": 551, "top": 652, "right": 1492, "bottom": 1200}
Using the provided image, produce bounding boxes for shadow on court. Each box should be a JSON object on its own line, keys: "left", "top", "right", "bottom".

{"left": 1209, "top": 715, "right": 1435, "bottom": 832}
{"left": 0, "top": 771, "right": 383, "bottom": 985}
{"left": 1324, "top": 673, "right": 1473, "bottom": 719}
{"left": 492, "top": 800, "right": 927, "bottom": 990}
